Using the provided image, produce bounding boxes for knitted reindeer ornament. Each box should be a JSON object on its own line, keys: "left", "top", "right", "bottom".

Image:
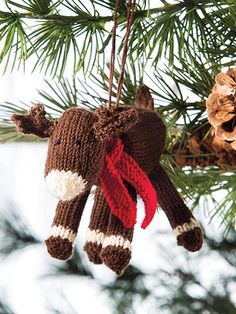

{"left": 12, "top": 85, "right": 203, "bottom": 275}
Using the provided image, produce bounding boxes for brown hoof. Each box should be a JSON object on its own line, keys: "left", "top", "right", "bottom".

{"left": 100, "top": 245, "right": 131, "bottom": 276}
{"left": 177, "top": 227, "right": 203, "bottom": 252}
{"left": 45, "top": 236, "right": 73, "bottom": 260}
{"left": 83, "top": 242, "right": 103, "bottom": 264}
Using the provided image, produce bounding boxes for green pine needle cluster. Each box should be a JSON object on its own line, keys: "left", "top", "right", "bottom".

{"left": 0, "top": 1, "right": 234, "bottom": 76}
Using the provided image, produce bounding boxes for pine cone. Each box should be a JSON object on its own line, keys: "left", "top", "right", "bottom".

{"left": 171, "top": 125, "right": 236, "bottom": 169}
{"left": 206, "top": 68, "right": 236, "bottom": 149}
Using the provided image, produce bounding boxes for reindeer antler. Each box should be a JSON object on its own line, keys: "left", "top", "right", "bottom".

{"left": 94, "top": 106, "right": 138, "bottom": 141}
{"left": 94, "top": 85, "right": 154, "bottom": 141}
{"left": 11, "top": 104, "right": 55, "bottom": 138}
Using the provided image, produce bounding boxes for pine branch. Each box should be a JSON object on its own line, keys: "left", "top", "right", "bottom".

{"left": 90, "top": 61, "right": 144, "bottom": 105}
{"left": 155, "top": 230, "right": 236, "bottom": 314}
{"left": 3, "top": 1, "right": 233, "bottom": 22}
{"left": 103, "top": 265, "right": 149, "bottom": 314}
{"left": 0, "top": 1, "right": 234, "bottom": 76}
{"left": 99, "top": 227, "right": 236, "bottom": 314}
{"left": 0, "top": 298, "right": 14, "bottom": 314}
{"left": 0, "top": 102, "right": 35, "bottom": 142}
{"left": 0, "top": 77, "right": 99, "bottom": 142}
{"left": 205, "top": 231, "right": 236, "bottom": 267}
{"left": 0, "top": 204, "right": 40, "bottom": 255}
{"left": 0, "top": 16, "right": 27, "bottom": 72}
{"left": 46, "top": 246, "right": 93, "bottom": 278}
{"left": 146, "top": 1, "right": 236, "bottom": 67}
{"left": 5, "top": 0, "right": 61, "bottom": 15}
{"left": 0, "top": 3, "right": 186, "bottom": 23}
{"left": 45, "top": 292, "right": 78, "bottom": 314}
{"left": 0, "top": 62, "right": 143, "bottom": 143}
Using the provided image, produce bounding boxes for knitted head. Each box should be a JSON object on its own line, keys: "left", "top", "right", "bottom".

{"left": 12, "top": 104, "right": 138, "bottom": 201}
{"left": 44, "top": 108, "right": 104, "bottom": 201}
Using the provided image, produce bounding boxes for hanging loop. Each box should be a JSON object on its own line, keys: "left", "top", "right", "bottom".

{"left": 107, "top": 0, "right": 136, "bottom": 109}
{"left": 108, "top": 0, "right": 120, "bottom": 109}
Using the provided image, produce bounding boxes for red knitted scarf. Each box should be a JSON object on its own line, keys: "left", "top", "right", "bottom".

{"left": 99, "top": 137, "right": 158, "bottom": 229}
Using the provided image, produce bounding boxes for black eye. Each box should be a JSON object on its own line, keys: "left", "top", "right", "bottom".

{"left": 74, "top": 139, "right": 81, "bottom": 145}
{"left": 54, "top": 139, "right": 61, "bottom": 145}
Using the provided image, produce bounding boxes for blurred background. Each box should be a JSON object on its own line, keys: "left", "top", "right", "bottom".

{"left": 0, "top": 0, "right": 236, "bottom": 313}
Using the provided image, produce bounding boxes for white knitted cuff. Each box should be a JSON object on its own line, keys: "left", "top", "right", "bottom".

{"left": 86, "top": 229, "right": 105, "bottom": 245}
{"left": 102, "top": 235, "right": 131, "bottom": 250}
{"left": 174, "top": 218, "right": 200, "bottom": 237}
{"left": 51, "top": 225, "right": 77, "bottom": 243}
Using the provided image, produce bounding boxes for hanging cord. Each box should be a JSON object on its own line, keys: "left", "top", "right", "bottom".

{"left": 108, "top": 0, "right": 120, "bottom": 109}
{"left": 108, "top": 0, "right": 136, "bottom": 109}
{"left": 115, "top": 0, "right": 136, "bottom": 108}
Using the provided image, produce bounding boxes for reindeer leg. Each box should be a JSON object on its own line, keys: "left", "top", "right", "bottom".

{"left": 83, "top": 187, "right": 110, "bottom": 264}
{"left": 100, "top": 183, "right": 136, "bottom": 276}
{"left": 100, "top": 215, "right": 134, "bottom": 276}
{"left": 149, "top": 166, "right": 203, "bottom": 252}
{"left": 45, "top": 190, "right": 90, "bottom": 260}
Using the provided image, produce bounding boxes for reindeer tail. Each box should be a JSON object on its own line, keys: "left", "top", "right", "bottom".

{"left": 135, "top": 85, "right": 154, "bottom": 111}
{"left": 149, "top": 165, "right": 203, "bottom": 252}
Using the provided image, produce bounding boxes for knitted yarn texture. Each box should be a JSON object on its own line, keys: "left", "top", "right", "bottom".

{"left": 99, "top": 137, "right": 157, "bottom": 229}
{"left": 11, "top": 85, "right": 204, "bottom": 275}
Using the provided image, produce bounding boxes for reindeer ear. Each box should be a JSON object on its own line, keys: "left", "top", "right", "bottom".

{"left": 11, "top": 104, "right": 55, "bottom": 138}
{"left": 135, "top": 84, "right": 154, "bottom": 110}
{"left": 94, "top": 106, "right": 138, "bottom": 141}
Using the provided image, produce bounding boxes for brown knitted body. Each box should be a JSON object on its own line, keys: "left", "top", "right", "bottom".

{"left": 44, "top": 106, "right": 165, "bottom": 186}
{"left": 122, "top": 108, "right": 166, "bottom": 174}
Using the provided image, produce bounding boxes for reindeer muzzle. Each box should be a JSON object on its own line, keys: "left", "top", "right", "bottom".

{"left": 45, "top": 169, "right": 87, "bottom": 201}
